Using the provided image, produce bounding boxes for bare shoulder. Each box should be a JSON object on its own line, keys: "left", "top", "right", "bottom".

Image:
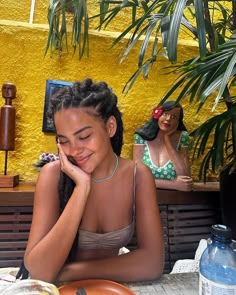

{"left": 135, "top": 160, "right": 154, "bottom": 181}
{"left": 35, "top": 160, "right": 61, "bottom": 192}
{"left": 119, "top": 157, "right": 154, "bottom": 184}
{"left": 39, "top": 160, "right": 60, "bottom": 176}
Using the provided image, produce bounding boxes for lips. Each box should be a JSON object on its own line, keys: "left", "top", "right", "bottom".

{"left": 163, "top": 123, "right": 171, "bottom": 127}
{"left": 74, "top": 155, "right": 91, "bottom": 165}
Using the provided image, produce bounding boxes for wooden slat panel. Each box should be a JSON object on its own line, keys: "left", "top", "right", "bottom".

{"left": 0, "top": 241, "right": 27, "bottom": 249}
{"left": 0, "top": 214, "right": 32, "bottom": 222}
{"left": 170, "top": 252, "right": 195, "bottom": 261}
{"left": 0, "top": 206, "right": 32, "bottom": 268}
{"left": 0, "top": 224, "right": 31, "bottom": 231}
{"left": 168, "top": 210, "right": 218, "bottom": 220}
{"left": 0, "top": 250, "right": 25, "bottom": 258}
{"left": 169, "top": 234, "right": 210, "bottom": 244}
{"left": 165, "top": 203, "right": 220, "bottom": 273}
{"left": 0, "top": 232, "right": 30, "bottom": 240}
{"left": 168, "top": 217, "right": 217, "bottom": 227}
{"left": 0, "top": 260, "right": 22, "bottom": 268}
{"left": 169, "top": 242, "right": 200, "bottom": 252}
{"left": 0, "top": 207, "right": 33, "bottom": 213}
{"left": 168, "top": 204, "right": 218, "bottom": 210}
{"left": 168, "top": 226, "right": 212, "bottom": 235}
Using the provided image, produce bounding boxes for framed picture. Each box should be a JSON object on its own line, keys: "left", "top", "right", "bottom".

{"left": 42, "top": 79, "right": 73, "bottom": 132}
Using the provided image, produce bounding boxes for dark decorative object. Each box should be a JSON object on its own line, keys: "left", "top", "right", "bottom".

{"left": 0, "top": 82, "right": 19, "bottom": 187}
{"left": 220, "top": 170, "right": 236, "bottom": 240}
{"left": 42, "top": 79, "right": 73, "bottom": 132}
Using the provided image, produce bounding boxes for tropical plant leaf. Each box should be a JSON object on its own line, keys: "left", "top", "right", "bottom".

{"left": 194, "top": 0, "right": 206, "bottom": 58}
{"left": 166, "top": 0, "right": 187, "bottom": 62}
{"left": 212, "top": 52, "right": 236, "bottom": 110}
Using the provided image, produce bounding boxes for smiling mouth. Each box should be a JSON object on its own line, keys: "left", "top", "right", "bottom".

{"left": 163, "top": 123, "right": 171, "bottom": 127}
{"left": 74, "top": 155, "right": 91, "bottom": 165}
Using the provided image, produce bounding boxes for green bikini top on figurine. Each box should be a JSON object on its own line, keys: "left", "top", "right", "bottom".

{"left": 134, "top": 131, "right": 190, "bottom": 180}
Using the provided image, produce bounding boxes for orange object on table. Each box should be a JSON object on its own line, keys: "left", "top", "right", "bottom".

{"left": 59, "top": 279, "right": 135, "bottom": 295}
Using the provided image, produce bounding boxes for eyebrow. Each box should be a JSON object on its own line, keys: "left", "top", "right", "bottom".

{"left": 57, "top": 126, "right": 93, "bottom": 139}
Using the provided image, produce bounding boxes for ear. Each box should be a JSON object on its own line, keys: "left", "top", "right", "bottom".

{"left": 106, "top": 116, "right": 117, "bottom": 138}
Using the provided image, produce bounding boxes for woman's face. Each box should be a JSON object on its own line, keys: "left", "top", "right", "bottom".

{"left": 158, "top": 107, "right": 181, "bottom": 133}
{"left": 54, "top": 107, "right": 116, "bottom": 174}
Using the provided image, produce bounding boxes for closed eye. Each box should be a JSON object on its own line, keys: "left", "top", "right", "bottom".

{"left": 59, "top": 140, "right": 69, "bottom": 145}
{"left": 79, "top": 134, "right": 91, "bottom": 140}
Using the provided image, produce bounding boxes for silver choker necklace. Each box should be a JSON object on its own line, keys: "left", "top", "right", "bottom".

{"left": 91, "top": 153, "right": 119, "bottom": 183}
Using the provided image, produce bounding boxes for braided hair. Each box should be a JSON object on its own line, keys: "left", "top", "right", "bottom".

{"left": 135, "top": 101, "right": 187, "bottom": 141}
{"left": 48, "top": 78, "right": 123, "bottom": 155}
{"left": 49, "top": 78, "right": 123, "bottom": 261}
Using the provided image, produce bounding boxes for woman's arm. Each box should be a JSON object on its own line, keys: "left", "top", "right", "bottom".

{"left": 24, "top": 146, "right": 91, "bottom": 282}
{"left": 57, "top": 163, "right": 165, "bottom": 283}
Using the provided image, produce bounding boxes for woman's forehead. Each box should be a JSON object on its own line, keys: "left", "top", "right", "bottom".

{"left": 55, "top": 107, "right": 103, "bottom": 129}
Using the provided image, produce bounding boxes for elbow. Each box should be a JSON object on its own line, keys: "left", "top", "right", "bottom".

{"left": 24, "top": 259, "right": 57, "bottom": 284}
{"left": 29, "top": 271, "right": 56, "bottom": 284}
{"left": 140, "top": 252, "right": 165, "bottom": 281}
{"left": 146, "top": 259, "right": 164, "bottom": 281}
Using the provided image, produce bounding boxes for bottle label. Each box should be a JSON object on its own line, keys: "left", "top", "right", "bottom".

{"left": 199, "top": 273, "right": 236, "bottom": 295}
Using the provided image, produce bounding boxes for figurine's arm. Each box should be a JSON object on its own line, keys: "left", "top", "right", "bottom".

{"left": 155, "top": 175, "right": 193, "bottom": 191}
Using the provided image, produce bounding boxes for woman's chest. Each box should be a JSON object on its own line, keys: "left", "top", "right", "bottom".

{"left": 79, "top": 177, "right": 134, "bottom": 233}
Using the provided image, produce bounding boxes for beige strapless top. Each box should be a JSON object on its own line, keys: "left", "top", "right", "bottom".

{"left": 77, "top": 161, "right": 137, "bottom": 250}
{"left": 78, "top": 222, "right": 135, "bottom": 250}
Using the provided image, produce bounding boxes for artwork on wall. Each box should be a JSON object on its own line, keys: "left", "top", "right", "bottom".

{"left": 42, "top": 79, "right": 73, "bottom": 132}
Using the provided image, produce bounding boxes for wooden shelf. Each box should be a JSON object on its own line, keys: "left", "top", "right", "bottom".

{"left": 0, "top": 182, "right": 35, "bottom": 206}
{"left": 0, "top": 182, "right": 220, "bottom": 206}
{"left": 157, "top": 182, "right": 219, "bottom": 205}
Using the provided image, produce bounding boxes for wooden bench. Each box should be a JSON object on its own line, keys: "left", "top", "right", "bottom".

{"left": 0, "top": 182, "right": 220, "bottom": 272}
{"left": 0, "top": 206, "right": 32, "bottom": 268}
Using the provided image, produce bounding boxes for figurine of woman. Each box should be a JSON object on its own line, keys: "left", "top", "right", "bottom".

{"left": 133, "top": 101, "right": 193, "bottom": 191}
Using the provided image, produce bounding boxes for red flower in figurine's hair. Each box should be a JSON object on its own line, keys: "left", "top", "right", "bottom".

{"left": 152, "top": 106, "right": 163, "bottom": 120}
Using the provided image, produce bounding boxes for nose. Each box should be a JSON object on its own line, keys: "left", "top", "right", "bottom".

{"left": 67, "top": 142, "right": 83, "bottom": 157}
{"left": 165, "top": 114, "right": 171, "bottom": 120}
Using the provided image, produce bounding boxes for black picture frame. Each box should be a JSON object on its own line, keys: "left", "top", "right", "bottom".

{"left": 42, "top": 79, "right": 73, "bottom": 132}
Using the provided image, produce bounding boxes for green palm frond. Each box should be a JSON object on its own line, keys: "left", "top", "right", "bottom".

{"left": 190, "top": 106, "right": 236, "bottom": 180}
{"left": 160, "top": 39, "right": 236, "bottom": 110}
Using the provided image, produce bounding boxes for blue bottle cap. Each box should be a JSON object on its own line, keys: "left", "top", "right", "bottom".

{"left": 211, "top": 224, "right": 232, "bottom": 241}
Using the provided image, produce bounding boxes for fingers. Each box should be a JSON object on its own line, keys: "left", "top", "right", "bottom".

{"left": 177, "top": 175, "right": 193, "bottom": 191}
{"left": 180, "top": 176, "right": 192, "bottom": 180}
{"left": 57, "top": 143, "right": 70, "bottom": 172}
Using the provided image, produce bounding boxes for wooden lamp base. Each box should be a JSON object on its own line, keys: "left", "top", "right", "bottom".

{"left": 0, "top": 174, "right": 19, "bottom": 187}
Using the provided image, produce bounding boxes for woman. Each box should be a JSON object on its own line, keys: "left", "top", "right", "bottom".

{"left": 23, "top": 78, "right": 164, "bottom": 283}
{"left": 133, "top": 101, "right": 193, "bottom": 191}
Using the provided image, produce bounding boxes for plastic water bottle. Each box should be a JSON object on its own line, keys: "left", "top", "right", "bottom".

{"left": 199, "top": 224, "right": 236, "bottom": 294}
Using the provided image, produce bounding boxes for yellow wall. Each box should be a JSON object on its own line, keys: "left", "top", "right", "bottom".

{"left": 0, "top": 1, "right": 221, "bottom": 182}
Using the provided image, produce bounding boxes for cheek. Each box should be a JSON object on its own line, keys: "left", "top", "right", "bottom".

{"left": 172, "top": 121, "right": 179, "bottom": 130}
{"left": 158, "top": 118, "right": 163, "bottom": 128}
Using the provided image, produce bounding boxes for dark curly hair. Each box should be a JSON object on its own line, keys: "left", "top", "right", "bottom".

{"left": 135, "top": 101, "right": 187, "bottom": 141}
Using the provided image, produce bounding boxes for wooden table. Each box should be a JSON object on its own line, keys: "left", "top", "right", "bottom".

{"left": 125, "top": 272, "right": 199, "bottom": 295}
